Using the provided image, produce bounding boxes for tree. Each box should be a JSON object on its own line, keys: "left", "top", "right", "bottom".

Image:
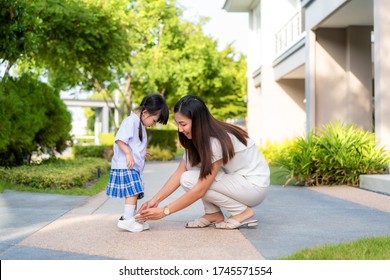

{"left": 1, "top": 0, "right": 248, "bottom": 131}
{"left": 0, "top": 0, "right": 34, "bottom": 78}
{"left": 126, "top": 0, "right": 248, "bottom": 120}
{"left": 1, "top": 0, "right": 137, "bottom": 130}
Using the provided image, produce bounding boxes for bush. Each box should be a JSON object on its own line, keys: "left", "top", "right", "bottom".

{"left": 260, "top": 138, "right": 294, "bottom": 166}
{"left": 0, "top": 74, "right": 72, "bottom": 166}
{"left": 73, "top": 145, "right": 113, "bottom": 160}
{"left": 147, "top": 129, "right": 177, "bottom": 154}
{"left": 274, "top": 121, "right": 390, "bottom": 187}
{"left": 71, "top": 129, "right": 178, "bottom": 162}
{"left": 99, "top": 133, "right": 115, "bottom": 145}
{"left": 273, "top": 132, "right": 319, "bottom": 186}
{"left": 146, "top": 145, "right": 176, "bottom": 161}
{"left": 0, "top": 158, "right": 110, "bottom": 190}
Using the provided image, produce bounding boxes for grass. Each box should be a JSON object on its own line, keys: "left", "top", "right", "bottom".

{"left": 0, "top": 173, "right": 109, "bottom": 196}
{"left": 281, "top": 236, "right": 390, "bottom": 260}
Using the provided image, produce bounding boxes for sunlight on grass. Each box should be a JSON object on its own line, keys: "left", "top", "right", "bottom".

{"left": 281, "top": 236, "right": 390, "bottom": 260}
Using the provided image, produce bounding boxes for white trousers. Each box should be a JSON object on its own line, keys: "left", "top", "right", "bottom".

{"left": 180, "top": 170, "right": 268, "bottom": 216}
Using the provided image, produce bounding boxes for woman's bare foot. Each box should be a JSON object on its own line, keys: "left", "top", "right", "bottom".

{"left": 229, "top": 207, "right": 255, "bottom": 223}
{"left": 203, "top": 211, "right": 225, "bottom": 223}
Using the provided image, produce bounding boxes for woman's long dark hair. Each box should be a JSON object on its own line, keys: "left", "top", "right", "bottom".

{"left": 136, "top": 93, "right": 169, "bottom": 141}
{"left": 174, "top": 95, "right": 248, "bottom": 178}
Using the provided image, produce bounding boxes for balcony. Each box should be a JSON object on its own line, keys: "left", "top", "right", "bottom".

{"left": 275, "top": 12, "right": 304, "bottom": 57}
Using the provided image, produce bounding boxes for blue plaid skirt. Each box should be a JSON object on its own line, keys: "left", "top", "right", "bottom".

{"left": 106, "top": 169, "right": 144, "bottom": 199}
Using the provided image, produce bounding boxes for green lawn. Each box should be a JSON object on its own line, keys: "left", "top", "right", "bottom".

{"left": 281, "top": 236, "right": 390, "bottom": 260}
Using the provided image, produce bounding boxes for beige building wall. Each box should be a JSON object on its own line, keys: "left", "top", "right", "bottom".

{"left": 252, "top": 66, "right": 305, "bottom": 145}
{"left": 246, "top": 0, "right": 306, "bottom": 145}
{"left": 374, "top": 0, "right": 390, "bottom": 150}
{"left": 314, "top": 27, "right": 373, "bottom": 130}
{"left": 346, "top": 26, "right": 373, "bottom": 130}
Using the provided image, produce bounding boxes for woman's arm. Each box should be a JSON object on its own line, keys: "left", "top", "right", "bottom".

{"left": 151, "top": 159, "right": 187, "bottom": 205}
{"left": 137, "top": 159, "right": 222, "bottom": 220}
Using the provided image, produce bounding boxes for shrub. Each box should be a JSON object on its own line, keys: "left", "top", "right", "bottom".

{"left": 274, "top": 121, "right": 390, "bottom": 187}
{"left": 260, "top": 138, "right": 294, "bottom": 166}
{"left": 146, "top": 145, "right": 176, "bottom": 161}
{"left": 99, "top": 133, "right": 115, "bottom": 145}
{"left": 0, "top": 74, "right": 72, "bottom": 166}
{"left": 147, "top": 129, "right": 177, "bottom": 154}
{"left": 74, "top": 129, "right": 178, "bottom": 161}
{"left": 0, "top": 158, "right": 110, "bottom": 190}
{"left": 72, "top": 133, "right": 177, "bottom": 161}
{"left": 274, "top": 132, "right": 319, "bottom": 186}
{"left": 315, "top": 122, "right": 390, "bottom": 186}
{"left": 73, "top": 145, "right": 113, "bottom": 160}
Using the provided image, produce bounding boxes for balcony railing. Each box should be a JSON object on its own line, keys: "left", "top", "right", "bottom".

{"left": 275, "top": 12, "right": 304, "bottom": 57}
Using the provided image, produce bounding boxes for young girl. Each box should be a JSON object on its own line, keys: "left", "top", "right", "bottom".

{"left": 106, "top": 93, "right": 169, "bottom": 232}
{"left": 137, "top": 95, "right": 269, "bottom": 229}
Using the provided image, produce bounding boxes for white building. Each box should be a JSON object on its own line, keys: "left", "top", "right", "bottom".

{"left": 223, "top": 0, "right": 390, "bottom": 151}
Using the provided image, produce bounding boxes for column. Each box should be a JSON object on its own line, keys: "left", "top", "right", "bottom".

{"left": 374, "top": 0, "right": 390, "bottom": 151}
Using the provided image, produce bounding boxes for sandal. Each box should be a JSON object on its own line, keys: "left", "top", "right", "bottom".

{"left": 185, "top": 217, "right": 213, "bottom": 228}
{"left": 215, "top": 218, "right": 258, "bottom": 230}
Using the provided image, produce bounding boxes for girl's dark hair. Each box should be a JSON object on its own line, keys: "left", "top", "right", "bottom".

{"left": 174, "top": 95, "right": 248, "bottom": 178}
{"left": 136, "top": 93, "right": 169, "bottom": 141}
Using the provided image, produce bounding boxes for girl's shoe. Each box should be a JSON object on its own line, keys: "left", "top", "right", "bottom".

{"left": 142, "top": 222, "right": 150, "bottom": 231}
{"left": 117, "top": 217, "right": 143, "bottom": 232}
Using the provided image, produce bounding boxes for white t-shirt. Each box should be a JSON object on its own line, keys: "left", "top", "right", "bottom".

{"left": 184, "top": 133, "right": 270, "bottom": 187}
{"left": 110, "top": 112, "right": 147, "bottom": 173}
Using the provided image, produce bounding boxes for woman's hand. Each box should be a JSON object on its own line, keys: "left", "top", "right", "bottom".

{"left": 137, "top": 199, "right": 159, "bottom": 214}
{"left": 136, "top": 207, "right": 165, "bottom": 222}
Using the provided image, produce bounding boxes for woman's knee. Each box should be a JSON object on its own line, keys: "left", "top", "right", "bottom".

{"left": 180, "top": 170, "right": 199, "bottom": 191}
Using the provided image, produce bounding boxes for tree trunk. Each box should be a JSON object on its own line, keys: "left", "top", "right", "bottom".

{"left": 2, "top": 61, "right": 13, "bottom": 80}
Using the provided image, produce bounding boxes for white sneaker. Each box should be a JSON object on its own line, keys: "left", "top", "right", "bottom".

{"left": 117, "top": 217, "right": 143, "bottom": 232}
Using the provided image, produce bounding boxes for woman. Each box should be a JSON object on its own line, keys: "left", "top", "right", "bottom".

{"left": 136, "top": 95, "right": 269, "bottom": 229}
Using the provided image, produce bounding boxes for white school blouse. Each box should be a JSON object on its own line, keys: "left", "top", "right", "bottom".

{"left": 110, "top": 112, "right": 147, "bottom": 173}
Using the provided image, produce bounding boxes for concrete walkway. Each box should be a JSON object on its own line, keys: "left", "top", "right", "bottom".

{"left": 1, "top": 161, "right": 390, "bottom": 260}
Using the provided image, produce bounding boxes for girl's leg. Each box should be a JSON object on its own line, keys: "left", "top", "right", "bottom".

{"left": 118, "top": 195, "right": 143, "bottom": 232}
{"left": 123, "top": 196, "right": 138, "bottom": 219}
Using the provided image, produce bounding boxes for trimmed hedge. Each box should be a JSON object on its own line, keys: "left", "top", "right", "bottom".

{"left": 0, "top": 158, "right": 110, "bottom": 190}
{"left": 147, "top": 129, "right": 178, "bottom": 154}
{"left": 73, "top": 145, "right": 113, "bottom": 160}
{"left": 73, "top": 129, "right": 178, "bottom": 161}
